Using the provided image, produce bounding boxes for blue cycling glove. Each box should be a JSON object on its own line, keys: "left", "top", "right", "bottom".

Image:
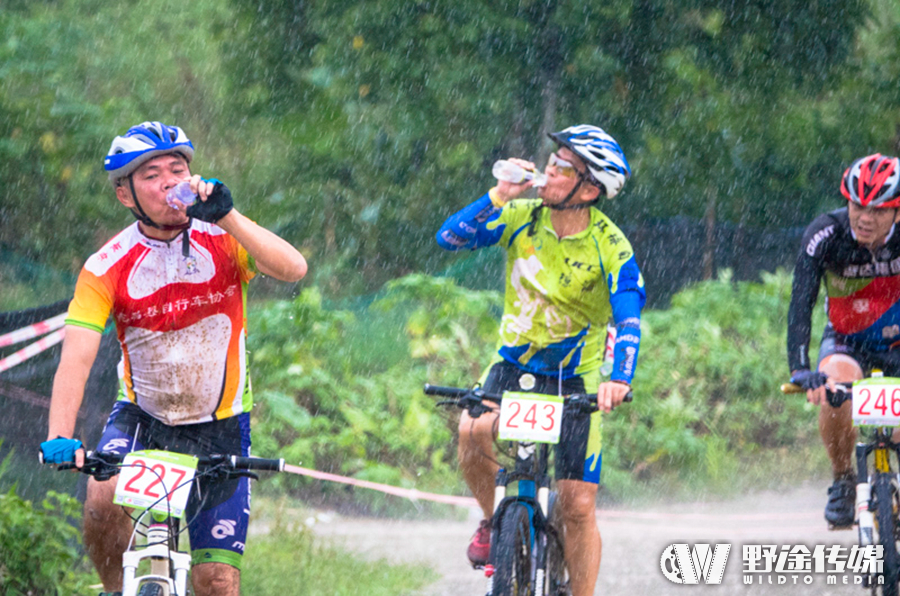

{"left": 186, "top": 178, "right": 233, "bottom": 224}
{"left": 790, "top": 370, "right": 829, "bottom": 391}
{"left": 40, "top": 436, "right": 84, "bottom": 464}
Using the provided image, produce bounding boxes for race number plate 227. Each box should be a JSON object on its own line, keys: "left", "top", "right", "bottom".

{"left": 113, "top": 450, "right": 198, "bottom": 518}
{"left": 852, "top": 378, "right": 900, "bottom": 427}
{"left": 498, "top": 391, "right": 564, "bottom": 444}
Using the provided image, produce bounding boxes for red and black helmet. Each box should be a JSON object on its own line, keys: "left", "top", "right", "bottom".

{"left": 841, "top": 153, "right": 900, "bottom": 208}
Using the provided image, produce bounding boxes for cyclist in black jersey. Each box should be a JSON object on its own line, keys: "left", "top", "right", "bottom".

{"left": 788, "top": 153, "right": 900, "bottom": 527}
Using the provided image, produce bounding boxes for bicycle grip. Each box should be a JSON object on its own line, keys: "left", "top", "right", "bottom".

{"left": 781, "top": 383, "right": 804, "bottom": 394}
{"left": 231, "top": 456, "right": 284, "bottom": 471}
{"left": 423, "top": 384, "right": 471, "bottom": 398}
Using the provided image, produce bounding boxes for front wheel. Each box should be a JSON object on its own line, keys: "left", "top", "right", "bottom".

{"left": 492, "top": 503, "right": 533, "bottom": 596}
{"left": 874, "top": 475, "right": 900, "bottom": 596}
{"left": 136, "top": 582, "right": 166, "bottom": 596}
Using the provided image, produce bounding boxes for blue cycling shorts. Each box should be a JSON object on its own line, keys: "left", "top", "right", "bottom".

{"left": 95, "top": 402, "right": 252, "bottom": 569}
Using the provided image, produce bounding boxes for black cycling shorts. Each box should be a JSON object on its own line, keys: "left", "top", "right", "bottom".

{"left": 818, "top": 324, "right": 900, "bottom": 377}
{"left": 477, "top": 360, "right": 603, "bottom": 484}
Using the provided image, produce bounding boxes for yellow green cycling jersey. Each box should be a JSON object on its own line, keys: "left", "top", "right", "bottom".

{"left": 437, "top": 195, "right": 645, "bottom": 383}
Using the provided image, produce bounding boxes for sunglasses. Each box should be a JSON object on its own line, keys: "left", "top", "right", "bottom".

{"left": 547, "top": 153, "right": 579, "bottom": 178}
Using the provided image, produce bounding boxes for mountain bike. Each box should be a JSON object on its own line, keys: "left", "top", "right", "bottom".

{"left": 48, "top": 449, "right": 284, "bottom": 596}
{"left": 783, "top": 372, "right": 900, "bottom": 596}
{"left": 424, "top": 383, "right": 630, "bottom": 596}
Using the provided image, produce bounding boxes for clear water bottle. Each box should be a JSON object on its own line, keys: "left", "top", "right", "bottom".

{"left": 492, "top": 160, "right": 547, "bottom": 187}
{"left": 166, "top": 181, "right": 197, "bottom": 209}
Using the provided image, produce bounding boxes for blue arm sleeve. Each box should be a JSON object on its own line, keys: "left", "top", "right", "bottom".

{"left": 608, "top": 257, "right": 645, "bottom": 384}
{"left": 609, "top": 290, "right": 643, "bottom": 383}
{"left": 436, "top": 194, "right": 505, "bottom": 251}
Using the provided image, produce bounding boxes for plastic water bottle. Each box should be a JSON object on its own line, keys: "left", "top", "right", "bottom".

{"left": 492, "top": 160, "right": 547, "bottom": 187}
{"left": 166, "top": 181, "right": 197, "bottom": 209}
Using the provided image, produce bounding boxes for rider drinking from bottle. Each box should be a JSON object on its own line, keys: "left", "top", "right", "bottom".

{"left": 788, "top": 153, "right": 900, "bottom": 529}
{"left": 436, "top": 124, "right": 645, "bottom": 596}
{"left": 40, "top": 121, "right": 307, "bottom": 596}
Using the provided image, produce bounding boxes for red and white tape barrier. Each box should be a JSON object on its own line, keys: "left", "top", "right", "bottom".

{"left": 0, "top": 328, "right": 66, "bottom": 373}
{"left": 283, "top": 463, "right": 479, "bottom": 507}
{"left": 0, "top": 313, "right": 67, "bottom": 349}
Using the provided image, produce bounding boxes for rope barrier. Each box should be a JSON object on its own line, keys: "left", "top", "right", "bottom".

{"left": 0, "top": 328, "right": 66, "bottom": 373}
{"left": 282, "top": 463, "right": 479, "bottom": 507}
{"left": 0, "top": 312, "right": 67, "bottom": 349}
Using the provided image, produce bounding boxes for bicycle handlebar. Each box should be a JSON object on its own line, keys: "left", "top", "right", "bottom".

{"left": 781, "top": 380, "right": 853, "bottom": 408}
{"left": 423, "top": 383, "right": 633, "bottom": 415}
{"left": 53, "top": 451, "right": 285, "bottom": 479}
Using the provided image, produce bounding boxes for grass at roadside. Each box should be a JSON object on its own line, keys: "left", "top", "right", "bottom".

{"left": 243, "top": 517, "right": 435, "bottom": 596}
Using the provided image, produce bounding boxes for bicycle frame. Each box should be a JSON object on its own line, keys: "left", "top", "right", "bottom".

{"left": 487, "top": 439, "right": 555, "bottom": 594}
{"left": 122, "top": 510, "right": 191, "bottom": 596}
{"left": 50, "top": 451, "right": 284, "bottom": 596}
{"left": 423, "top": 383, "right": 629, "bottom": 596}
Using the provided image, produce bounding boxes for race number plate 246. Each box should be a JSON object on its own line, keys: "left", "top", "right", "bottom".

{"left": 852, "top": 378, "right": 900, "bottom": 427}
{"left": 498, "top": 391, "right": 564, "bottom": 444}
{"left": 113, "top": 450, "right": 198, "bottom": 518}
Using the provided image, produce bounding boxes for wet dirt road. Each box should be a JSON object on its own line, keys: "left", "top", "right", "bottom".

{"left": 305, "top": 483, "right": 869, "bottom": 595}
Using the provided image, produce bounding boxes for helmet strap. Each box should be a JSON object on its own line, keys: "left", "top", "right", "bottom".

{"left": 545, "top": 176, "right": 593, "bottom": 211}
{"left": 127, "top": 176, "right": 190, "bottom": 232}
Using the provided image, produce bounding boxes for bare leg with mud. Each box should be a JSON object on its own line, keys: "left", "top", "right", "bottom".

{"left": 84, "top": 478, "right": 132, "bottom": 591}
{"left": 458, "top": 408, "right": 500, "bottom": 519}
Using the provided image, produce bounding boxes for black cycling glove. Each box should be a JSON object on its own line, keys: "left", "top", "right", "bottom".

{"left": 186, "top": 179, "right": 233, "bottom": 223}
{"left": 790, "top": 369, "right": 829, "bottom": 391}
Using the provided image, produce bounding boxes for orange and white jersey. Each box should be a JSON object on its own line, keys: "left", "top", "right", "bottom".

{"left": 66, "top": 220, "right": 256, "bottom": 425}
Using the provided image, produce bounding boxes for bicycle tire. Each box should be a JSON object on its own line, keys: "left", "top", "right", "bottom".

{"left": 874, "top": 474, "right": 900, "bottom": 596}
{"left": 492, "top": 503, "right": 533, "bottom": 596}
{"left": 545, "top": 493, "right": 571, "bottom": 596}
{"left": 136, "top": 583, "right": 166, "bottom": 596}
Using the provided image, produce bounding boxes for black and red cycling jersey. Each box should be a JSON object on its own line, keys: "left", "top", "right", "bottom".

{"left": 788, "top": 207, "right": 900, "bottom": 372}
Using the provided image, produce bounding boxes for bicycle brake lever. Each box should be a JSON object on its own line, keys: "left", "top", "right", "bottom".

{"left": 229, "top": 470, "right": 259, "bottom": 481}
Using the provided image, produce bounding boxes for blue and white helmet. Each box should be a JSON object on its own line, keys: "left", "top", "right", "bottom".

{"left": 548, "top": 124, "right": 631, "bottom": 199}
{"left": 104, "top": 121, "right": 194, "bottom": 183}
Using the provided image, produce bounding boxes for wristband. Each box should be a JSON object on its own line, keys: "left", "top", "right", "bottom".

{"left": 488, "top": 187, "right": 508, "bottom": 208}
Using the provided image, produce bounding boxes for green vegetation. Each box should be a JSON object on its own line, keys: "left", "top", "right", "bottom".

{"left": 2, "top": 0, "right": 900, "bottom": 294}
{"left": 0, "top": 448, "right": 98, "bottom": 594}
{"left": 248, "top": 270, "right": 829, "bottom": 506}
{"left": 243, "top": 519, "right": 434, "bottom": 596}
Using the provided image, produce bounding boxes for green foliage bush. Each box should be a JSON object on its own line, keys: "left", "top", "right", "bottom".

{"left": 249, "top": 270, "right": 827, "bottom": 505}
{"left": 604, "top": 269, "right": 827, "bottom": 499}
{"left": 249, "top": 274, "right": 501, "bottom": 509}
{"left": 0, "top": 457, "right": 96, "bottom": 595}
{"left": 243, "top": 519, "right": 434, "bottom": 595}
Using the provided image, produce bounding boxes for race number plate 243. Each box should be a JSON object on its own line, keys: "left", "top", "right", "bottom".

{"left": 852, "top": 378, "right": 900, "bottom": 427}
{"left": 498, "top": 391, "right": 564, "bottom": 444}
{"left": 113, "top": 450, "right": 198, "bottom": 518}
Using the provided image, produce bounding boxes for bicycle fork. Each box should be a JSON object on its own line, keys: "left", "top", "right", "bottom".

{"left": 856, "top": 431, "right": 898, "bottom": 548}
{"left": 122, "top": 522, "right": 191, "bottom": 596}
{"left": 484, "top": 443, "right": 553, "bottom": 596}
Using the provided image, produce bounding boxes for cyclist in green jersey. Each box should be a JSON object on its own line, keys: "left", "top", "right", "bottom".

{"left": 437, "top": 125, "right": 645, "bottom": 596}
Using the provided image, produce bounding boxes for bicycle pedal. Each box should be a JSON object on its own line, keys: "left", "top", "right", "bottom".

{"left": 827, "top": 522, "right": 854, "bottom": 531}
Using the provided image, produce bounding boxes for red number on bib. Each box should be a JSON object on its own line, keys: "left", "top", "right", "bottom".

{"left": 541, "top": 405, "right": 556, "bottom": 431}
{"left": 875, "top": 389, "right": 888, "bottom": 416}
{"left": 144, "top": 464, "right": 167, "bottom": 499}
{"left": 506, "top": 402, "right": 521, "bottom": 428}
{"left": 123, "top": 459, "right": 147, "bottom": 494}
{"left": 523, "top": 404, "right": 538, "bottom": 430}
{"left": 858, "top": 389, "right": 872, "bottom": 416}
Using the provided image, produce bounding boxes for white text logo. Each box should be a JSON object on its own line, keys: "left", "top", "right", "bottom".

{"left": 660, "top": 543, "right": 730, "bottom": 585}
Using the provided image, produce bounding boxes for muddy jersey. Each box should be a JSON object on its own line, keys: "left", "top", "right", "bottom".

{"left": 437, "top": 195, "right": 645, "bottom": 383}
{"left": 66, "top": 220, "right": 256, "bottom": 425}
{"left": 788, "top": 207, "right": 900, "bottom": 372}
